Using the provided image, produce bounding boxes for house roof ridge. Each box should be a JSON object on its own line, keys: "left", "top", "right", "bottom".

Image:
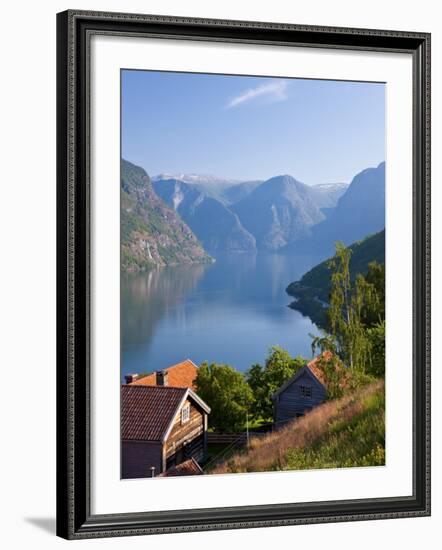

{"left": 122, "top": 383, "right": 187, "bottom": 392}
{"left": 129, "top": 359, "right": 199, "bottom": 390}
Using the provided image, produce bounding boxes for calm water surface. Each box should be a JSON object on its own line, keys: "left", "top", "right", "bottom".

{"left": 121, "top": 252, "right": 322, "bottom": 380}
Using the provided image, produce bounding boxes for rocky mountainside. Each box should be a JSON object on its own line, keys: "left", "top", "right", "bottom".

{"left": 313, "top": 182, "right": 349, "bottom": 212}
{"left": 152, "top": 173, "right": 243, "bottom": 203}
{"left": 219, "top": 180, "right": 263, "bottom": 205}
{"left": 232, "top": 175, "right": 326, "bottom": 251}
{"left": 121, "top": 160, "right": 211, "bottom": 272}
{"left": 296, "top": 162, "right": 385, "bottom": 256}
{"left": 153, "top": 178, "right": 256, "bottom": 251}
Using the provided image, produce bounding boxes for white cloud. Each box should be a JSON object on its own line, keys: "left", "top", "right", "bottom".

{"left": 225, "top": 80, "right": 288, "bottom": 109}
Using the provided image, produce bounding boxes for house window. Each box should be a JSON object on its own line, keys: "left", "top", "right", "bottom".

{"left": 300, "top": 385, "right": 312, "bottom": 399}
{"left": 181, "top": 404, "right": 190, "bottom": 424}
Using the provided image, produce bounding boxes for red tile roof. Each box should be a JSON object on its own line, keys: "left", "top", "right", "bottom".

{"left": 121, "top": 385, "right": 186, "bottom": 441}
{"left": 306, "top": 351, "right": 333, "bottom": 387}
{"left": 159, "top": 458, "right": 203, "bottom": 477}
{"left": 307, "top": 351, "right": 350, "bottom": 390}
{"left": 130, "top": 359, "right": 198, "bottom": 390}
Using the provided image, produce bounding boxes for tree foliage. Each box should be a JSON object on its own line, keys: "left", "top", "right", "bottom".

{"left": 326, "top": 242, "right": 370, "bottom": 371}
{"left": 366, "top": 320, "right": 385, "bottom": 377}
{"left": 312, "top": 242, "right": 385, "bottom": 377}
{"left": 195, "top": 362, "right": 254, "bottom": 432}
{"left": 246, "top": 346, "right": 305, "bottom": 420}
{"left": 360, "top": 262, "right": 385, "bottom": 327}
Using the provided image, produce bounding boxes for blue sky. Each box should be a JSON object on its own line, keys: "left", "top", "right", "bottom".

{"left": 122, "top": 70, "right": 385, "bottom": 186}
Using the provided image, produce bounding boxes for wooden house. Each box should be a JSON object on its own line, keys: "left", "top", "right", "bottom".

{"left": 272, "top": 355, "right": 331, "bottom": 425}
{"left": 124, "top": 359, "right": 198, "bottom": 390}
{"left": 121, "top": 384, "right": 210, "bottom": 479}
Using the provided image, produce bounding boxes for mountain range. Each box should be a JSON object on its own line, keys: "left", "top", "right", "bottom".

{"left": 122, "top": 159, "right": 385, "bottom": 271}
{"left": 153, "top": 172, "right": 352, "bottom": 253}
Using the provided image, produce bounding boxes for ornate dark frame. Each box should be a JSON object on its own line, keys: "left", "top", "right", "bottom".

{"left": 56, "top": 9, "right": 431, "bottom": 540}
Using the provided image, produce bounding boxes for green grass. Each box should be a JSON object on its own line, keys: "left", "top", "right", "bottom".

{"left": 283, "top": 390, "right": 385, "bottom": 470}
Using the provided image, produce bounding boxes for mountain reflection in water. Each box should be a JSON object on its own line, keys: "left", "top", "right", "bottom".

{"left": 121, "top": 252, "right": 321, "bottom": 380}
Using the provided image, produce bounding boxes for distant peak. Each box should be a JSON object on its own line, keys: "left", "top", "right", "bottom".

{"left": 263, "top": 174, "right": 304, "bottom": 187}
{"left": 152, "top": 173, "right": 242, "bottom": 185}
{"left": 315, "top": 182, "right": 349, "bottom": 190}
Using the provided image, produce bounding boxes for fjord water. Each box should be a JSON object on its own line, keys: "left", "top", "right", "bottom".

{"left": 121, "top": 252, "right": 322, "bottom": 380}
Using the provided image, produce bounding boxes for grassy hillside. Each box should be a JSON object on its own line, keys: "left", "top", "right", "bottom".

{"left": 286, "top": 230, "right": 385, "bottom": 327}
{"left": 209, "top": 380, "right": 384, "bottom": 474}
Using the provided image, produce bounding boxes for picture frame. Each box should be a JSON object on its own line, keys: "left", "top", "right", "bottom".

{"left": 56, "top": 9, "right": 431, "bottom": 540}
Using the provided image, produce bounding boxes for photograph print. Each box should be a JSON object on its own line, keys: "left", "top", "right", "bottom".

{"left": 120, "top": 69, "right": 386, "bottom": 480}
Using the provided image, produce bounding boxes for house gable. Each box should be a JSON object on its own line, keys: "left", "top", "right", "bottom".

{"left": 164, "top": 397, "right": 207, "bottom": 468}
{"left": 272, "top": 365, "right": 326, "bottom": 400}
{"left": 273, "top": 365, "right": 327, "bottom": 424}
{"left": 162, "top": 389, "right": 210, "bottom": 443}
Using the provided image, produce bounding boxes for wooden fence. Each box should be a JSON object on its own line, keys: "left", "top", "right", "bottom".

{"left": 207, "top": 432, "right": 266, "bottom": 444}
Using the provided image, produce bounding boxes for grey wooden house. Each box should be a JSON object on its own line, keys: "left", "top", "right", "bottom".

{"left": 272, "top": 358, "right": 328, "bottom": 425}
